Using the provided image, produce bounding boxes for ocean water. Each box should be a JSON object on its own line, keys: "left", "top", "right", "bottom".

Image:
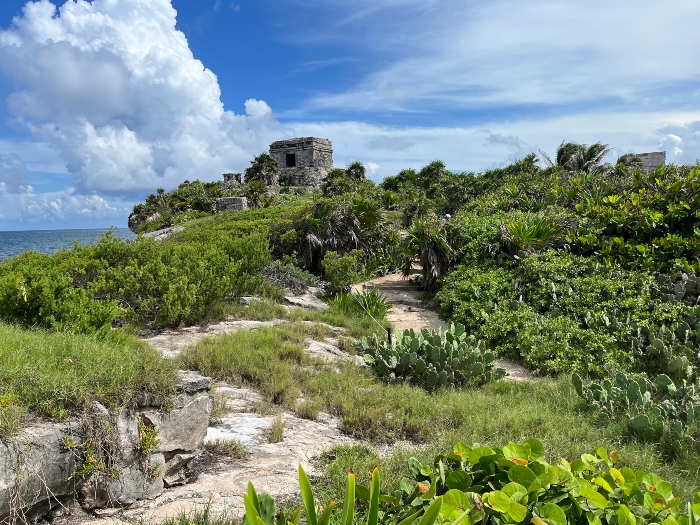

{"left": 0, "top": 228, "right": 136, "bottom": 261}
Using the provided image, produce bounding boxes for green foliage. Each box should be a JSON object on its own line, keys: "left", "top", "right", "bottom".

{"left": 396, "top": 215, "right": 456, "bottom": 290}
{"left": 0, "top": 323, "right": 176, "bottom": 437}
{"left": 247, "top": 441, "right": 700, "bottom": 525}
{"left": 358, "top": 323, "right": 506, "bottom": 390}
{"left": 353, "top": 288, "right": 391, "bottom": 320}
{"left": 574, "top": 372, "right": 700, "bottom": 456}
{"left": 245, "top": 152, "right": 281, "bottom": 186}
{"left": 130, "top": 179, "right": 236, "bottom": 233}
{"left": 0, "top": 219, "right": 273, "bottom": 331}
{"left": 572, "top": 165, "right": 700, "bottom": 273}
{"left": 322, "top": 250, "right": 363, "bottom": 293}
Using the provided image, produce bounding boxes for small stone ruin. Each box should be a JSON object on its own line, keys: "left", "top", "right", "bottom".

{"left": 269, "top": 137, "right": 333, "bottom": 187}
{"left": 215, "top": 196, "right": 248, "bottom": 212}
{"left": 638, "top": 151, "right": 666, "bottom": 173}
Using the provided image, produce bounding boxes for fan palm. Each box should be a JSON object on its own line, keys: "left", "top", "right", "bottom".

{"left": 396, "top": 216, "right": 455, "bottom": 290}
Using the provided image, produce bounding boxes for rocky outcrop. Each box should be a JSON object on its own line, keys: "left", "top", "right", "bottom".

{"left": 0, "top": 372, "right": 212, "bottom": 523}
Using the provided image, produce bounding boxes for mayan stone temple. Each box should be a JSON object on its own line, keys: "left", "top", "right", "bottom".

{"left": 269, "top": 137, "right": 333, "bottom": 187}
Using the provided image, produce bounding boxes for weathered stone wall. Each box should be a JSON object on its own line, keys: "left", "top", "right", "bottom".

{"left": 0, "top": 372, "right": 212, "bottom": 523}
{"left": 639, "top": 151, "right": 666, "bottom": 172}
{"left": 223, "top": 173, "right": 242, "bottom": 184}
{"left": 216, "top": 197, "right": 248, "bottom": 212}
{"left": 269, "top": 137, "right": 333, "bottom": 188}
{"left": 279, "top": 167, "right": 330, "bottom": 187}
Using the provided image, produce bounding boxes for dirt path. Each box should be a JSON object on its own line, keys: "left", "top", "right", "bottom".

{"left": 352, "top": 272, "right": 537, "bottom": 382}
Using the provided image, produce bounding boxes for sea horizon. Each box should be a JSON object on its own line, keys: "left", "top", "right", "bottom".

{"left": 0, "top": 227, "right": 136, "bottom": 260}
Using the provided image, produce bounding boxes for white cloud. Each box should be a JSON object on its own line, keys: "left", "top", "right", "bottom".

{"left": 286, "top": 0, "right": 700, "bottom": 114}
{"left": 364, "top": 162, "right": 380, "bottom": 175}
{"left": 0, "top": 154, "right": 30, "bottom": 194}
{"left": 659, "top": 123, "right": 700, "bottom": 164}
{"left": 0, "top": 188, "right": 134, "bottom": 228}
{"left": 0, "top": 0, "right": 287, "bottom": 197}
{"left": 292, "top": 110, "right": 700, "bottom": 180}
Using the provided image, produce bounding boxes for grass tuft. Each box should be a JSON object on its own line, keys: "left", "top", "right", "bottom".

{"left": 267, "top": 414, "right": 285, "bottom": 443}
{"left": 0, "top": 323, "right": 177, "bottom": 437}
{"left": 205, "top": 438, "right": 249, "bottom": 459}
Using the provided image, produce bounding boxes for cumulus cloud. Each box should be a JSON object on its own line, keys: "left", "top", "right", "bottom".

{"left": 364, "top": 162, "right": 380, "bottom": 175}
{"left": 0, "top": 154, "right": 31, "bottom": 194}
{"left": 659, "top": 122, "right": 700, "bottom": 164}
{"left": 0, "top": 189, "right": 133, "bottom": 229}
{"left": 0, "top": 0, "right": 286, "bottom": 197}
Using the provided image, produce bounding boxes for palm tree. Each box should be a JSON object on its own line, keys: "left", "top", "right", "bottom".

{"left": 396, "top": 215, "right": 455, "bottom": 290}
{"left": 543, "top": 141, "right": 612, "bottom": 174}
{"left": 244, "top": 152, "right": 281, "bottom": 186}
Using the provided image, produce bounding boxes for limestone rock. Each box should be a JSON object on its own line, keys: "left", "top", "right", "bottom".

{"left": 0, "top": 422, "right": 81, "bottom": 522}
{"left": 177, "top": 371, "right": 213, "bottom": 395}
{"left": 141, "top": 392, "right": 212, "bottom": 453}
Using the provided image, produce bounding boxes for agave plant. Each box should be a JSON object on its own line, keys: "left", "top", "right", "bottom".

{"left": 500, "top": 214, "right": 567, "bottom": 255}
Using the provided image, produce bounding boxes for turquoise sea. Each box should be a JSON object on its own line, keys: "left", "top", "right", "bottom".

{"left": 0, "top": 228, "right": 136, "bottom": 261}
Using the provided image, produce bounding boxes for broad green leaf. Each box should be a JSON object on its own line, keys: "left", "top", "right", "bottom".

{"left": 469, "top": 446, "right": 495, "bottom": 465}
{"left": 508, "top": 502, "right": 528, "bottom": 522}
{"left": 617, "top": 504, "right": 636, "bottom": 525}
{"left": 447, "top": 471, "right": 472, "bottom": 491}
{"left": 539, "top": 503, "right": 567, "bottom": 525}
{"left": 579, "top": 487, "right": 608, "bottom": 509}
{"left": 503, "top": 443, "right": 530, "bottom": 462}
{"left": 524, "top": 439, "right": 544, "bottom": 460}
{"left": 502, "top": 482, "right": 528, "bottom": 501}
{"left": 508, "top": 465, "right": 537, "bottom": 485}
{"left": 586, "top": 512, "right": 602, "bottom": 525}
{"left": 593, "top": 477, "right": 614, "bottom": 494}
{"left": 483, "top": 491, "right": 512, "bottom": 513}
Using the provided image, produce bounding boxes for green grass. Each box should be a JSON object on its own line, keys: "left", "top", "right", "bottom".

{"left": 177, "top": 323, "right": 700, "bottom": 503}
{"left": 223, "top": 298, "right": 390, "bottom": 339}
{"left": 0, "top": 323, "right": 177, "bottom": 437}
{"left": 267, "top": 414, "right": 285, "bottom": 443}
{"left": 205, "top": 438, "right": 249, "bottom": 459}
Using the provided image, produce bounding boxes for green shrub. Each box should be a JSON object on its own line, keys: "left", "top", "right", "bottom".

{"left": 246, "top": 440, "right": 700, "bottom": 525}
{"left": 322, "top": 250, "right": 363, "bottom": 293}
{"left": 358, "top": 324, "right": 506, "bottom": 390}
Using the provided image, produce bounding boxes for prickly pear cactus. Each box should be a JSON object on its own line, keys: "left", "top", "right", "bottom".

{"left": 573, "top": 371, "right": 700, "bottom": 455}
{"left": 357, "top": 323, "right": 507, "bottom": 390}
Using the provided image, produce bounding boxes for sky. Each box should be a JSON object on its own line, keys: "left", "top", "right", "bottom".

{"left": 0, "top": 0, "right": 698, "bottom": 230}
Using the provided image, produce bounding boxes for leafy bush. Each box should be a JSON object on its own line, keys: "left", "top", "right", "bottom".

{"left": 322, "top": 250, "right": 363, "bottom": 293}
{"left": 0, "top": 227, "right": 272, "bottom": 332}
{"left": 358, "top": 324, "right": 506, "bottom": 390}
{"left": 245, "top": 440, "right": 700, "bottom": 525}
{"left": 574, "top": 371, "right": 700, "bottom": 455}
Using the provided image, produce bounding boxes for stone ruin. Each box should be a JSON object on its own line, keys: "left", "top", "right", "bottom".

{"left": 638, "top": 151, "right": 667, "bottom": 173}
{"left": 269, "top": 137, "right": 333, "bottom": 187}
{"left": 223, "top": 173, "right": 242, "bottom": 184}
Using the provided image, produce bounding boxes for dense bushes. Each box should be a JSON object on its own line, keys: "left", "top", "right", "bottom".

{"left": 248, "top": 440, "right": 700, "bottom": 525}
{"left": 0, "top": 229, "right": 272, "bottom": 332}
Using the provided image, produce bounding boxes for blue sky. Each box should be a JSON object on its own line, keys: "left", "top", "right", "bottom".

{"left": 0, "top": 0, "right": 698, "bottom": 230}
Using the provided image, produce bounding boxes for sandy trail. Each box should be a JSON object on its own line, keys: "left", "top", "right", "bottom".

{"left": 352, "top": 272, "right": 537, "bottom": 382}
